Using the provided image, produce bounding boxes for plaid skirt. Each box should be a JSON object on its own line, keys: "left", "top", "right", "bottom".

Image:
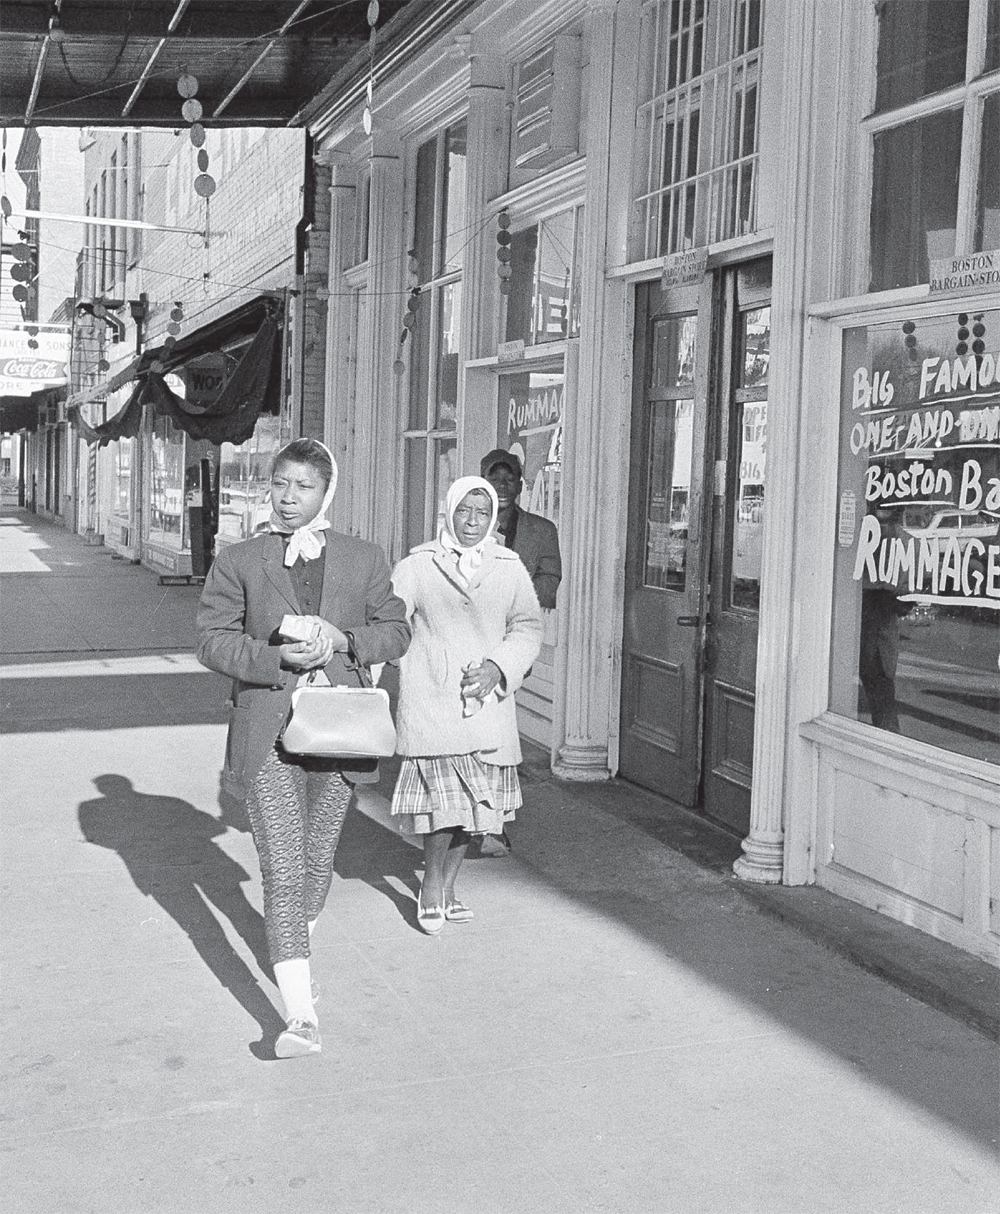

{"left": 390, "top": 754, "right": 521, "bottom": 835}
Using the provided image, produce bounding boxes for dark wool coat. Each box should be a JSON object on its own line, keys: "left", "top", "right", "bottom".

{"left": 196, "top": 530, "right": 410, "bottom": 797}
{"left": 509, "top": 508, "right": 562, "bottom": 609}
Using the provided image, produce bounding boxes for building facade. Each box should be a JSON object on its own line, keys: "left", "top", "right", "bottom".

{"left": 303, "top": 0, "right": 999, "bottom": 964}
{"left": 68, "top": 125, "right": 308, "bottom": 575}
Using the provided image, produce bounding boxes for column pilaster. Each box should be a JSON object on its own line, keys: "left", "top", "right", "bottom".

{"left": 734, "top": 0, "right": 816, "bottom": 884}
{"left": 319, "top": 149, "right": 357, "bottom": 533}
{"left": 553, "top": 0, "right": 619, "bottom": 782}
{"left": 356, "top": 132, "right": 405, "bottom": 553}
{"left": 460, "top": 44, "right": 505, "bottom": 365}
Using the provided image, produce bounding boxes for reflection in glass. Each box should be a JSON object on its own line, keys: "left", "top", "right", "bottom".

{"left": 651, "top": 314, "right": 697, "bottom": 391}
{"left": 830, "top": 315, "right": 1000, "bottom": 765}
{"left": 741, "top": 305, "right": 770, "bottom": 387}
{"left": 435, "top": 281, "right": 460, "bottom": 431}
{"left": 218, "top": 414, "right": 282, "bottom": 543}
{"left": 534, "top": 210, "right": 575, "bottom": 343}
{"left": 148, "top": 416, "right": 185, "bottom": 549}
{"left": 875, "top": 0, "right": 968, "bottom": 112}
{"left": 114, "top": 437, "right": 133, "bottom": 518}
{"left": 975, "top": 93, "right": 1000, "bottom": 252}
{"left": 870, "top": 110, "right": 962, "bottom": 290}
{"left": 440, "top": 122, "right": 467, "bottom": 272}
{"left": 433, "top": 438, "right": 458, "bottom": 537}
{"left": 644, "top": 399, "right": 692, "bottom": 591}
{"left": 498, "top": 368, "right": 564, "bottom": 530}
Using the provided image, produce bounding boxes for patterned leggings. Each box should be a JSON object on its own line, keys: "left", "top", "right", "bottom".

{"left": 245, "top": 745, "right": 353, "bottom": 965}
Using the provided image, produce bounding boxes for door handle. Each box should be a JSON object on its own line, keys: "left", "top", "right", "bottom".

{"left": 676, "top": 616, "right": 701, "bottom": 627}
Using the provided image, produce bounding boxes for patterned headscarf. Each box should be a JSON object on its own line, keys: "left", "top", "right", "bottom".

{"left": 439, "top": 475, "right": 499, "bottom": 585}
{"left": 267, "top": 440, "right": 338, "bottom": 567}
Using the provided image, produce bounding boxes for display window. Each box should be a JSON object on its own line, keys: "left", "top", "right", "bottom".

{"left": 497, "top": 363, "right": 564, "bottom": 532}
{"left": 830, "top": 305, "right": 1000, "bottom": 764}
{"left": 217, "top": 414, "right": 283, "bottom": 544}
{"left": 147, "top": 414, "right": 185, "bottom": 550}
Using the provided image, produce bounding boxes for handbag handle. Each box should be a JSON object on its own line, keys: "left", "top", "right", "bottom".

{"left": 300, "top": 630, "right": 373, "bottom": 688}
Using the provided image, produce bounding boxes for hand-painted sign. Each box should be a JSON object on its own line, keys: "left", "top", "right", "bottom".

{"left": 0, "top": 328, "right": 70, "bottom": 396}
{"left": 839, "top": 310, "right": 1000, "bottom": 610}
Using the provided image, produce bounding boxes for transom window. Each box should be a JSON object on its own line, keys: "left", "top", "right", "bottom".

{"left": 868, "top": 0, "right": 1000, "bottom": 290}
{"left": 633, "top": 0, "right": 763, "bottom": 261}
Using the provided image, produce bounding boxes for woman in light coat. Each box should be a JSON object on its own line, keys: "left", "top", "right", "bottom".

{"left": 390, "top": 475, "right": 542, "bottom": 932}
{"left": 197, "top": 439, "right": 409, "bottom": 1057}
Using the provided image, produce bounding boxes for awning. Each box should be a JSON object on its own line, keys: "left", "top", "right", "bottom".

{"left": 69, "top": 301, "right": 282, "bottom": 448}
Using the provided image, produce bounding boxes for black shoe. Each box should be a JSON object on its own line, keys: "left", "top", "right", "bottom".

{"left": 478, "top": 830, "right": 511, "bottom": 857}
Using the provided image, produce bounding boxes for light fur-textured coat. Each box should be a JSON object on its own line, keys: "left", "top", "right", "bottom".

{"left": 391, "top": 539, "right": 542, "bottom": 765}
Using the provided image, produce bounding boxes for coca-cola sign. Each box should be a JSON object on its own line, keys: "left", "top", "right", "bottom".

{"left": 0, "top": 327, "right": 70, "bottom": 397}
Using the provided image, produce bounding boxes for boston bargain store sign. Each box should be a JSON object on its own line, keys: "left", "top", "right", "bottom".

{"left": 0, "top": 327, "right": 71, "bottom": 397}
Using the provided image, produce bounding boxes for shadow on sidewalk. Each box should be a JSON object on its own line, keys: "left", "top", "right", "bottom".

{"left": 334, "top": 803, "right": 424, "bottom": 928}
{"left": 77, "top": 775, "right": 285, "bottom": 1056}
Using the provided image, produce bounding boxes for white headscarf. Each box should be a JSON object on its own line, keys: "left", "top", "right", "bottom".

{"left": 267, "top": 440, "right": 338, "bottom": 567}
{"left": 439, "top": 475, "right": 499, "bottom": 585}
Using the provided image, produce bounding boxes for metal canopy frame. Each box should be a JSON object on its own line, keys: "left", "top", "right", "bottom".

{"left": 1, "top": 1, "right": 413, "bottom": 128}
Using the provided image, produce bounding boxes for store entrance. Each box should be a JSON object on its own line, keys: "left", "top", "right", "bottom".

{"left": 619, "top": 260, "right": 771, "bottom": 835}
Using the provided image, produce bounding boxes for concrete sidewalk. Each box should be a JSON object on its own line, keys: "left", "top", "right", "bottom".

{"left": 2, "top": 508, "right": 998, "bottom": 1214}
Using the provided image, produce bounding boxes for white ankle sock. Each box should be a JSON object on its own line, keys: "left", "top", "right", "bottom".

{"left": 274, "top": 958, "right": 316, "bottom": 1025}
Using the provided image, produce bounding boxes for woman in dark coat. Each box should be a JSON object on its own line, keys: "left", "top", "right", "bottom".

{"left": 197, "top": 439, "right": 409, "bottom": 1058}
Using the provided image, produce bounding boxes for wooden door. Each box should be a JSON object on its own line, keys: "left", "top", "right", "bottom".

{"left": 619, "top": 279, "right": 711, "bottom": 805}
{"left": 702, "top": 259, "right": 771, "bottom": 833}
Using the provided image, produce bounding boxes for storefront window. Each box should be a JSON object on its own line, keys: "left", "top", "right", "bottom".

{"left": 829, "top": 308, "right": 1000, "bottom": 765}
{"left": 113, "top": 437, "right": 133, "bottom": 518}
{"left": 869, "top": 0, "right": 1000, "bottom": 292}
{"left": 217, "top": 414, "right": 282, "bottom": 544}
{"left": 404, "top": 120, "right": 466, "bottom": 545}
{"left": 497, "top": 365, "right": 563, "bottom": 530}
{"left": 148, "top": 415, "right": 185, "bottom": 550}
{"left": 505, "top": 208, "right": 583, "bottom": 346}
{"left": 731, "top": 304, "right": 769, "bottom": 608}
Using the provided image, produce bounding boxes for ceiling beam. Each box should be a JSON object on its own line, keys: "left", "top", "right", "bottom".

{"left": 213, "top": 0, "right": 311, "bottom": 117}
{"left": 121, "top": 0, "right": 192, "bottom": 117}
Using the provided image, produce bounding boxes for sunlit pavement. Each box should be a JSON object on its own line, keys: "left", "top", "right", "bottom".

{"left": 2, "top": 509, "right": 998, "bottom": 1214}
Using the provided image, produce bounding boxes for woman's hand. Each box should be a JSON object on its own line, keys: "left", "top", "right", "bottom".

{"left": 301, "top": 615, "right": 350, "bottom": 653}
{"left": 280, "top": 636, "right": 336, "bottom": 671}
{"left": 461, "top": 659, "right": 504, "bottom": 699}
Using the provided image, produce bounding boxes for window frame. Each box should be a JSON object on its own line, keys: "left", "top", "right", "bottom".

{"left": 402, "top": 119, "right": 468, "bottom": 548}
{"left": 863, "top": 0, "right": 1000, "bottom": 290}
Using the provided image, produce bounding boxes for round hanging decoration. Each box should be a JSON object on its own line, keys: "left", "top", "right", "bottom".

{"left": 499, "top": 280, "right": 511, "bottom": 296}
{"left": 170, "top": 307, "right": 184, "bottom": 322}
{"left": 1, "top": 195, "right": 11, "bottom": 218}
{"left": 366, "top": 80, "right": 373, "bottom": 105}
{"left": 167, "top": 322, "right": 181, "bottom": 335}
{"left": 1, "top": 153, "right": 5, "bottom": 173}
{"left": 12, "top": 285, "right": 28, "bottom": 302}
{"left": 193, "top": 174, "right": 216, "bottom": 198}
{"left": 498, "top": 264, "right": 512, "bottom": 280}
{"left": 11, "top": 242, "right": 31, "bottom": 260}
{"left": 189, "top": 123, "right": 206, "bottom": 148}
{"left": 497, "top": 229, "right": 511, "bottom": 246}
{"left": 163, "top": 336, "right": 177, "bottom": 350}
{"left": 27, "top": 338, "right": 38, "bottom": 349}
{"left": 181, "top": 98, "right": 203, "bottom": 123}
{"left": 149, "top": 359, "right": 165, "bottom": 374}
{"left": 10, "top": 263, "right": 31, "bottom": 282}
{"left": 177, "top": 73, "right": 199, "bottom": 98}
{"left": 402, "top": 311, "right": 416, "bottom": 330}
{"left": 362, "top": 107, "right": 372, "bottom": 135}
{"left": 496, "top": 247, "right": 511, "bottom": 264}
{"left": 98, "top": 359, "right": 110, "bottom": 372}
{"left": 197, "top": 149, "right": 210, "bottom": 172}
{"left": 392, "top": 358, "right": 406, "bottom": 377}
{"left": 367, "top": 1, "right": 379, "bottom": 24}
{"left": 406, "top": 293, "right": 421, "bottom": 312}
{"left": 399, "top": 328, "right": 409, "bottom": 343}
{"left": 93, "top": 303, "right": 107, "bottom": 318}
{"left": 497, "top": 211, "right": 510, "bottom": 229}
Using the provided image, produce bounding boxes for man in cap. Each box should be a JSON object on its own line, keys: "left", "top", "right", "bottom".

{"left": 480, "top": 448, "right": 562, "bottom": 610}
{"left": 476, "top": 448, "right": 562, "bottom": 856}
